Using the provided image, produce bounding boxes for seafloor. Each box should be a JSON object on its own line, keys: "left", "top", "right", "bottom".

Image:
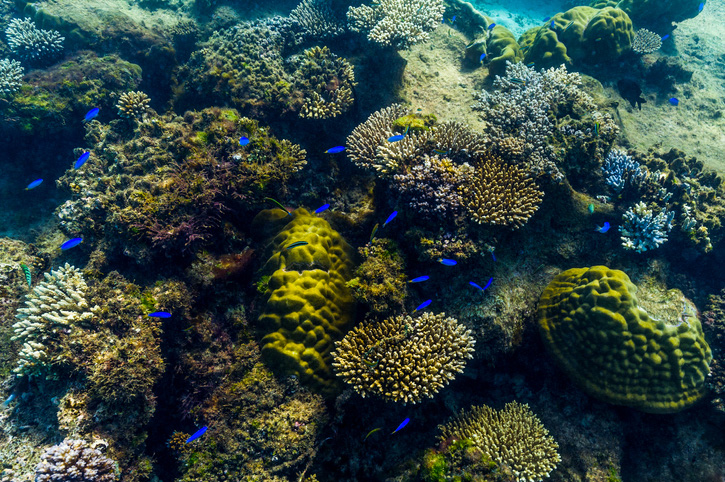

{"left": 0, "top": 0, "right": 724, "bottom": 481}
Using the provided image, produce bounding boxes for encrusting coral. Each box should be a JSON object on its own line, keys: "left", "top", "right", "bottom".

{"left": 347, "top": 0, "right": 445, "bottom": 49}
{"left": 538, "top": 266, "right": 712, "bottom": 413}
{"left": 35, "top": 439, "right": 119, "bottom": 482}
{"left": 438, "top": 402, "right": 560, "bottom": 482}
{"left": 331, "top": 312, "right": 475, "bottom": 403}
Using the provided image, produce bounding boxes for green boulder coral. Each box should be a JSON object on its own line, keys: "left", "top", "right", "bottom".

{"left": 538, "top": 266, "right": 712, "bottom": 413}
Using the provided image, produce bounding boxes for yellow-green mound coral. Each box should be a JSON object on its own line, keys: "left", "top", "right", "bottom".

{"left": 438, "top": 402, "right": 560, "bottom": 482}
{"left": 256, "top": 208, "right": 356, "bottom": 396}
{"left": 538, "top": 266, "right": 712, "bottom": 413}
{"left": 331, "top": 312, "right": 475, "bottom": 403}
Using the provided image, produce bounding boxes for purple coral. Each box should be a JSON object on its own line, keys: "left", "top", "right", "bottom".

{"left": 35, "top": 439, "right": 119, "bottom": 482}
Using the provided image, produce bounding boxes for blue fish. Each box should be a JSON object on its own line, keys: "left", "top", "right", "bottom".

{"left": 413, "top": 299, "right": 432, "bottom": 312}
{"left": 479, "top": 52, "right": 487, "bottom": 62}
{"left": 447, "top": 15, "right": 456, "bottom": 24}
{"left": 438, "top": 258, "right": 457, "bottom": 266}
{"left": 185, "top": 426, "right": 208, "bottom": 444}
{"left": 699, "top": 2, "right": 704, "bottom": 12}
{"left": 392, "top": 418, "right": 409, "bottom": 434}
{"left": 550, "top": 20, "right": 555, "bottom": 28}
{"left": 325, "top": 146, "right": 345, "bottom": 154}
{"left": 75, "top": 152, "right": 90, "bottom": 169}
{"left": 669, "top": 97, "right": 679, "bottom": 106}
{"left": 26, "top": 178, "right": 43, "bottom": 190}
{"left": 60, "top": 238, "right": 83, "bottom": 250}
{"left": 543, "top": 16, "right": 551, "bottom": 21}
{"left": 383, "top": 210, "right": 397, "bottom": 227}
{"left": 409, "top": 276, "right": 429, "bottom": 283}
{"left": 661, "top": 34, "right": 670, "bottom": 41}
{"left": 83, "top": 108, "right": 99, "bottom": 122}
{"left": 239, "top": 136, "right": 250, "bottom": 146}
{"left": 491, "top": 251, "right": 497, "bottom": 262}
{"left": 148, "top": 311, "right": 172, "bottom": 318}
{"left": 488, "top": 23, "right": 496, "bottom": 30}
{"left": 314, "top": 203, "right": 330, "bottom": 214}
{"left": 388, "top": 134, "right": 405, "bottom": 142}
{"left": 470, "top": 278, "right": 493, "bottom": 292}
{"left": 596, "top": 222, "right": 611, "bottom": 233}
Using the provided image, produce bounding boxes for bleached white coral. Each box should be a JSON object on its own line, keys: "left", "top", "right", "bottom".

{"left": 0, "top": 58, "right": 23, "bottom": 96}
{"left": 347, "top": 0, "right": 445, "bottom": 49}
{"left": 11, "top": 263, "right": 96, "bottom": 377}
{"left": 5, "top": 18, "right": 64, "bottom": 62}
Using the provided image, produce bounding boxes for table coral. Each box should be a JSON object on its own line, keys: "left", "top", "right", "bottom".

{"left": 347, "top": 0, "right": 445, "bottom": 50}
{"left": 438, "top": 402, "right": 560, "bottom": 482}
{"left": 331, "top": 312, "right": 475, "bottom": 403}
{"left": 538, "top": 266, "right": 712, "bottom": 413}
{"left": 255, "top": 208, "right": 356, "bottom": 397}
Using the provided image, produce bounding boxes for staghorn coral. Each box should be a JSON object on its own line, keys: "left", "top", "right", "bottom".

{"left": 619, "top": 201, "right": 674, "bottom": 252}
{"left": 632, "top": 28, "right": 662, "bottom": 54}
{"left": 0, "top": 58, "right": 23, "bottom": 96}
{"left": 5, "top": 18, "right": 64, "bottom": 63}
{"left": 289, "top": 0, "right": 346, "bottom": 40}
{"left": 35, "top": 439, "right": 119, "bottom": 482}
{"left": 116, "top": 91, "right": 151, "bottom": 119}
{"left": 438, "top": 402, "right": 560, "bottom": 482}
{"left": 463, "top": 153, "right": 543, "bottom": 229}
{"left": 11, "top": 263, "right": 96, "bottom": 378}
{"left": 347, "top": 0, "right": 445, "bottom": 49}
{"left": 296, "top": 46, "right": 355, "bottom": 119}
{"left": 331, "top": 312, "right": 475, "bottom": 403}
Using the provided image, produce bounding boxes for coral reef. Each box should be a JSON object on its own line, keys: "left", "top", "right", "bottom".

{"left": 590, "top": 0, "right": 703, "bottom": 30}
{"left": 463, "top": 153, "right": 543, "bottom": 229}
{"left": 296, "top": 46, "right": 355, "bottom": 119}
{"left": 35, "top": 439, "right": 119, "bottom": 482}
{"left": 289, "top": 0, "right": 345, "bottom": 40}
{"left": 5, "top": 18, "right": 64, "bottom": 63}
{"left": 632, "top": 28, "right": 662, "bottom": 54}
{"left": 347, "top": 0, "right": 445, "bottom": 49}
{"left": 0, "top": 58, "right": 23, "bottom": 96}
{"left": 619, "top": 201, "right": 674, "bottom": 252}
{"left": 601, "top": 148, "right": 645, "bottom": 193}
{"left": 11, "top": 263, "right": 96, "bottom": 378}
{"left": 438, "top": 402, "right": 560, "bottom": 482}
{"left": 116, "top": 91, "right": 150, "bottom": 119}
{"left": 538, "top": 266, "right": 712, "bottom": 413}
{"left": 331, "top": 312, "right": 475, "bottom": 403}
{"left": 702, "top": 289, "right": 725, "bottom": 412}
{"left": 255, "top": 208, "right": 356, "bottom": 396}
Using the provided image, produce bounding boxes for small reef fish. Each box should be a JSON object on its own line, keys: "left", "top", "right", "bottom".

{"left": 60, "top": 238, "right": 83, "bottom": 250}
{"left": 509, "top": 78, "right": 526, "bottom": 85}
{"left": 617, "top": 79, "right": 646, "bottom": 110}
{"left": 264, "top": 197, "right": 292, "bottom": 216}
{"left": 2, "top": 394, "right": 14, "bottom": 406}
{"left": 526, "top": 62, "right": 535, "bottom": 68}
{"left": 543, "top": 16, "right": 551, "bottom": 21}
{"left": 433, "top": 148, "right": 449, "bottom": 155}
{"left": 596, "top": 222, "right": 611, "bottom": 233}
{"left": 314, "top": 203, "right": 330, "bottom": 214}
{"left": 438, "top": 258, "right": 457, "bottom": 266}
{"left": 563, "top": 21, "right": 574, "bottom": 32}
{"left": 20, "top": 263, "right": 32, "bottom": 287}
{"left": 83, "top": 108, "right": 99, "bottom": 122}
{"left": 479, "top": 53, "right": 486, "bottom": 63}
{"left": 75, "top": 152, "right": 90, "bottom": 169}
{"left": 392, "top": 418, "right": 410, "bottom": 434}
{"left": 25, "top": 178, "right": 43, "bottom": 190}
{"left": 239, "top": 136, "right": 250, "bottom": 146}
{"left": 285, "top": 241, "right": 309, "bottom": 250}
{"left": 661, "top": 34, "right": 670, "bottom": 41}
{"left": 388, "top": 126, "right": 409, "bottom": 142}
{"left": 383, "top": 210, "right": 397, "bottom": 227}
{"left": 185, "top": 426, "right": 208, "bottom": 444}
{"left": 550, "top": 20, "right": 555, "bottom": 28}
{"left": 488, "top": 23, "right": 496, "bottom": 30}
{"left": 447, "top": 15, "right": 456, "bottom": 24}
{"left": 370, "top": 223, "right": 379, "bottom": 242}
{"left": 413, "top": 299, "right": 432, "bottom": 312}
{"left": 325, "top": 146, "right": 345, "bottom": 154}
{"left": 364, "top": 427, "right": 382, "bottom": 441}
{"left": 669, "top": 97, "right": 679, "bottom": 106}
{"left": 490, "top": 251, "right": 497, "bottom": 262}
{"left": 594, "top": 122, "right": 600, "bottom": 136}
{"left": 588, "top": 203, "right": 595, "bottom": 214}
{"left": 409, "top": 276, "right": 430, "bottom": 283}
{"left": 469, "top": 278, "right": 493, "bottom": 292}
{"left": 148, "top": 311, "right": 172, "bottom": 318}
{"left": 699, "top": 2, "right": 704, "bottom": 12}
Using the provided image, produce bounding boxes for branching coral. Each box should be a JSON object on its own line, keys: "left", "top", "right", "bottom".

{"left": 463, "top": 153, "right": 543, "bottom": 229}
{"left": 619, "top": 201, "right": 674, "bottom": 252}
{"left": 632, "top": 28, "right": 662, "bottom": 54}
{"left": 116, "top": 91, "right": 151, "bottom": 119}
{"left": 331, "top": 312, "right": 475, "bottom": 403}
{"left": 0, "top": 58, "right": 23, "bottom": 96}
{"left": 602, "top": 148, "right": 646, "bottom": 193}
{"left": 11, "top": 263, "right": 96, "bottom": 378}
{"left": 290, "top": 0, "right": 345, "bottom": 40}
{"left": 438, "top": 402, "right": 560, "bottom": 482}
{"left": 35, "top": 439, "right": 119, "bottom": 482}
{"left": 347, "top": 0, "right": 445, "bottom": 49}
{"left": 5, "top": 18, "right": 64, "bottom": 63}
{"left": 296, "top": 46, "right": 355, "bottom": 119}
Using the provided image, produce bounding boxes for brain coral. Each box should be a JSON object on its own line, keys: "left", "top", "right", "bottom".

{"left": 255, "top": 208, "right": 356, "bottom": 396}
{"left": 538, "top": 266, "right": 712, "bottom": 413}
{"left": 439, "top": 401, "right": 560, "bottom": 482}
{"left": 331, "top": 312, "right": 475, "bottom": 403}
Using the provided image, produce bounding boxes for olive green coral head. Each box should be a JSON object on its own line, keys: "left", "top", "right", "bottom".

{"left": 537, "top": 266, "right": 712, "bottom": 413}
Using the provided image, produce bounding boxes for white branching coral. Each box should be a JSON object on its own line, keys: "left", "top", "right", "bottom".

{"left": 290, "top": 0, "right": 346, "bottom": 40}
{"left": 11, "top": 263, "right": 96, "bottom": 377}
{"left": 5, "top": 18, "right": 64, "bottom": 62}
{"left": 0, "top": 58, "right": 23, "bottom": 96}
{"left": 347, "top": 0, "right": 445, "bottom": 49}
